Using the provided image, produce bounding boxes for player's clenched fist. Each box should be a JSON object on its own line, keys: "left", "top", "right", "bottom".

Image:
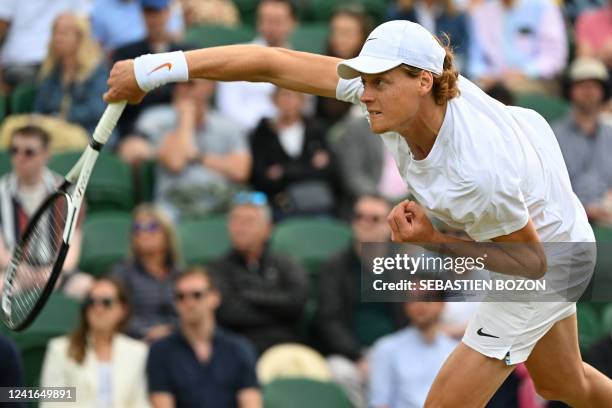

{"left": 104, "top": 50, "right": 190, "bottom": 104}
{"left": 104, "top": 60, "right": 145, "bottom": 104}
{"left": 387, "top": 200, "right": 438, "bottom": 243}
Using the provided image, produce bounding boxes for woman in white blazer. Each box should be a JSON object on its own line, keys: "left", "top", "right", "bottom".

{"left": 40, "top": 278, "right": 151, "bottom": 408}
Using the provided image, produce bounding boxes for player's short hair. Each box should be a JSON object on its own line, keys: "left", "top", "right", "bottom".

{"left": 10, "top": 125, "right": 51, "bottom": 149}
{"left": 258, "top": 0, "right": 297, "bottom": 19}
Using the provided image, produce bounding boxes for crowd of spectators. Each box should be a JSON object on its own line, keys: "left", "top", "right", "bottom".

{"left": 2, "top": 0, "right": 612, "bottom": 407}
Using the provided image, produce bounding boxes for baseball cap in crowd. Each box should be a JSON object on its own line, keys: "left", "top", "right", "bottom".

{"left": 337, "top": 20, "right": 445, "bottom": 80}
{"left": 568, "top": 57, "right": 609, "bottom": 83}
{"left": 141, "top": 0, "right": 170, "bottom": 10}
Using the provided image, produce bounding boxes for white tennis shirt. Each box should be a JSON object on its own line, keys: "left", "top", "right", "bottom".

{"left": 337, "top": 76, "right": 593, "bottom": 243}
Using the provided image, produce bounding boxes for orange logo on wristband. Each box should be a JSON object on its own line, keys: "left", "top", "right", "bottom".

{"left": 148, "top": 62, "right": 173, "bottom": 75}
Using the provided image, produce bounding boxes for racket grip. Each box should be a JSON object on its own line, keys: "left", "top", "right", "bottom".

{"left": 92, "top": 101, "right": 127, "bottom": 145}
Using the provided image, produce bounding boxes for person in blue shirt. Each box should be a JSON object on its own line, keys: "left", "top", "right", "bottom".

{"left": 369, "top": 290, "right": 457, "bottom": 408}
{"left": 146, "top": 266, "right": 261, "bottom": 408}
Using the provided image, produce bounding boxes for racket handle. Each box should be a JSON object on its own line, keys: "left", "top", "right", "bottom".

{"left": 92, "top": 101, "right": 127, "bottom": 145}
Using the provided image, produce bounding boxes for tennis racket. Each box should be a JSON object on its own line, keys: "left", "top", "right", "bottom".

{"left": 0, "top": 101, "right": 127, "bottom": 331}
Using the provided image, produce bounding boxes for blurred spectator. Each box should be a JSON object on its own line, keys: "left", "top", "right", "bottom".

{"left": 575, "top": 1, "right": 612, "bottom": 73}
{"left": 585, "top": 331, "right": 612, "bottom": 379}
{"left": 469, "top": 0, "right": 567, "bottom": 93}
{"left": 313, "top": 195, "right": 397, "bottom": 408}
{"left": 215, "top": 0, "right": 297, "bottom": 130}
{"left": 250, "top": 88, "right": 341, "bottom": 220}
{"left": 330, "top": 116, "right": 408, "bottom": 214}
{"left": 112, "top": 0, "right": 189, "bottom": 137}
{"left": 485, "top": 82, "right": 516, "bottom": 105}
{"left": 110, "top": 204, "right": 180, "bottom": 342}
{"left": 91, "top": 0, "right": 183, "bottom": 54}
{"left": 33, "top": 14, "right": 108, "bottom": 135}
{"left": 147, "top": 267, "right": 261, "bottom": 408}
{"left": 369, "top": 297, "right": 457, "bottom": 408}
{"left": 384, "top": 0, "right": 471, "bottom": 72}
{"left": 0, "top": 125, "right": 92, "bottom": 299}
{"left": 0, "top": 0, "right": 88, "bottom": 94}
{"left": 180, "top": 0, "right": 240, "bottom": 27}
{"left": 0, "top": 335, "right": 25, "bottom": 394}
{"left": 315, "top": 7, "right": 372, "bottom": 129}
{"left": 552, "top": 57, "right": 612, "bottom": 225}
{"left": 564, "top": 0, "right": 606, "bottom": 23}
{"left": 209, "top": 192, "right": 307, "bottom": 354}
{"left": 40, "top": 278, "right": 150, "bottom": 408}
{"left": 129, "top": 79, "right": 250, "bottom": 220}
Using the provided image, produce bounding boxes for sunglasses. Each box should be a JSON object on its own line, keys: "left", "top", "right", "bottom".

{"left": 233, "top": 191, "right": 268, "bottom": 206}
{"left": 9, "top": 146, "right": 40, "bottom": 158}
{"left": 132, "top": 221, "right": 161, "bottom": 233}
{"left": 175, "top": 289, "right": 208, "bottom": 302}
{"left": 84, "top": 296, "right": 118, "bottom": 309}
{"left": 354, "top": 212, "right": 386, "bottom": 224}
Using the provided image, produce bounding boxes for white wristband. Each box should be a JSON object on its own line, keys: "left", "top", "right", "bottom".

{"left": 133, "top": 51, "right": 189, "bottom": 92}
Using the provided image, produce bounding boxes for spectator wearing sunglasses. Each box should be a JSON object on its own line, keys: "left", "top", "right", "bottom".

{"left": 110, "top": 204, "right": 181, "bottom": 342}
{"left": 147, "top": 267, "right": 261, "bottom": 408}
{"left": 40, "top": 278, "right": 150, "bottom": 408}
{"left": 313, "top": 194, "right": 399, "bottom": 408}
{"left": 208, "top": 192, "right": 308, "bottom": 355}
{"left": 0, "top": 125, "right": 92, "bottom": 299}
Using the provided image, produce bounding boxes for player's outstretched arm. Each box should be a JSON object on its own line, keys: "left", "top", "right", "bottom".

{"left": 104, "top": 45, "right": 342, "bottom": 104}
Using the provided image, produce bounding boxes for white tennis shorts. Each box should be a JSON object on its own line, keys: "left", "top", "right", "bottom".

{"left": 462, "top": 301, "right": 576, "bottom": 365}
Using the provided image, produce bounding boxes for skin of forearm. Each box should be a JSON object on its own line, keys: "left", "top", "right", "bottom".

{"left": 428, "top": 230, "right": 547, "bottom": 279}
{"left": 184, "top": 45, "right": 340, "bottom": 97}
{"left": 202, "top": 153, "right": 251, "bottom": 182}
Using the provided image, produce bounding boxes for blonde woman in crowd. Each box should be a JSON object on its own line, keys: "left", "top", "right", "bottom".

{"left": 110, "top": 204, "right": 181, "bottom": 342}
{"left": 34, "top": 13, "right": 108, "bottom": 135}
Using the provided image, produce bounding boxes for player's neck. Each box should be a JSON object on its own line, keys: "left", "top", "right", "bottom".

{"left": 399, "top": 99, "right": 447, "bottom": 161}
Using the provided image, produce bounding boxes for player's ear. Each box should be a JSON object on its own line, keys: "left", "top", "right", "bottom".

{"left": 419, "top": 70, "right": 434, "bottom": 96}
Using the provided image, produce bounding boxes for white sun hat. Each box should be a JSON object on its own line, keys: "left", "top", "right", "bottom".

{"left": 337, "top": 20, "right": 446, "bottom": 79}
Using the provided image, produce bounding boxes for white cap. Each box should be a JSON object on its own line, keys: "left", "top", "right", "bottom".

{"left": 337, "top": 20, "right": 446, "bottom": 79}
{"left": 569, "top": 57, "right": 609, "bottom": 83}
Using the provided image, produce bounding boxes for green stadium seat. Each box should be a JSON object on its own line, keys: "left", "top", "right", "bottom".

{"left": 79, "top": 211, "right": 132, "bottom": 277}
{"left": 290, "top": 24, "right": 329, "bottom": 54}
{"left": 0, "top": 93, "right": 7, "bottom": 122}
{"left": 263, "top": 378, "right": 352, "bottom": 408}
{"left": 602, "top": 303, "right": 612, "bottom": 334}
{"left": 302, "top": 0, "right": 386, "bottom": 24}
{"left": 135, "top": 159, "right": 156, "bottom": 204}
{"left": 178, "top": 215, "right": 231, "bottom": 266}
{"left": 515, "top": 93, "right": 569, "bottom": 123}
{"left": 10, "top": 82, "right": 37, "bottom": 114}
{"left": 577, "top": 303, "right": 602, "bottom": 351}
{"left": 4, "top": 293, "right": 80, "bottom": 387}
{"left": 49, "top": 151, "right": 134, "bottom": 213}
{"left": 185, "top": 24, "right": 254, "bottom": 49}
{"left": 270, "top": 217, "right": 352, "bottom": 275}
{"left": 0, "top": 149, "right": 10, "bottom": 176}
{"left": 233, "top": 0, "right": 259, "bottom": 26}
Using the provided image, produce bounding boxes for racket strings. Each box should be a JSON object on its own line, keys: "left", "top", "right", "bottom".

{"left": 3, "top": 196, "right": 69, "bottom": 326}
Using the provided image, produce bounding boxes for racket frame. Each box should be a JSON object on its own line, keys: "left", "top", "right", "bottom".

{"left": 1, "top": 102, "right": 126, "bottom": 330}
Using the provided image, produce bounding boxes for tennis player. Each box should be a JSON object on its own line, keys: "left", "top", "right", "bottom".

{"left": 104, "top": 20, "right": 612, "bottom": 407}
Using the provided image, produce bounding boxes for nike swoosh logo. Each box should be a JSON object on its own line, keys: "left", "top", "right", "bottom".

{"left": 365, "top": 37, "right": 378, "bottom": 42}
{"left": 148, "top": 62, "right": 172, "bottom": 75}
{"left": 477, "top": 328, "right": 500, "bottom": 338}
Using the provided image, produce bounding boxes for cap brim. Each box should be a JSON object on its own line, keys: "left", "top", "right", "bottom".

{"left": 337, "top": 56, "right": 403, "bottom": 79}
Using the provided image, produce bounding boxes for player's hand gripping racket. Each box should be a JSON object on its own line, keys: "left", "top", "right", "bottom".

{"left": 0, "top": 101, "right": 126, "bottom": 331}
